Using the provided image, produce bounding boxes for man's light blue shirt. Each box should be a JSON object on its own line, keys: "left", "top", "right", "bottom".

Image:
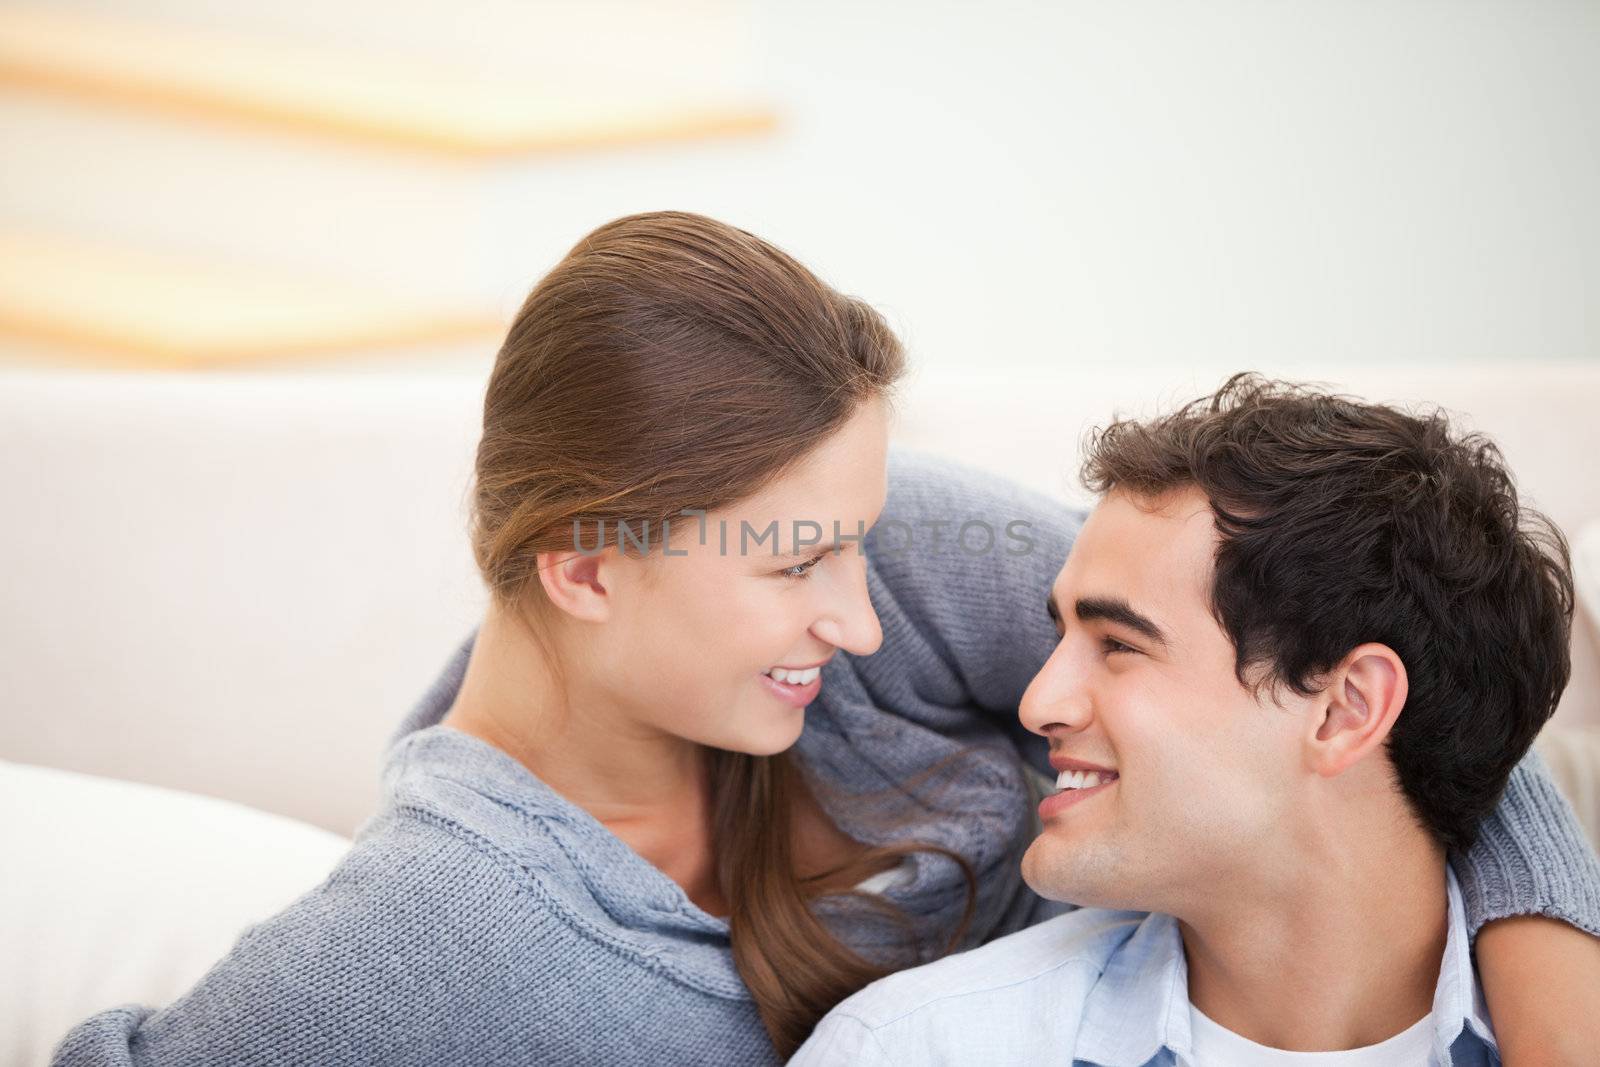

{"left": 792, "top": 869, "right": 1497, "bottom": 1066}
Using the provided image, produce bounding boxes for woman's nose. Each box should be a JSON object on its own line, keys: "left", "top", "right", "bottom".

{"left": 810, "top": 556, "right": 883, "bottom": 656}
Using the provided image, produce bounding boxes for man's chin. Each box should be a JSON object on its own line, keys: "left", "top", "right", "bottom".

{"left": 1020, "top": 836, "right": 1126, "bottom": 909}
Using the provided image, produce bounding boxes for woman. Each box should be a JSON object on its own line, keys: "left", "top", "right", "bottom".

{"left": 55, "top": 212, "right": 1600, "bottom": 1065}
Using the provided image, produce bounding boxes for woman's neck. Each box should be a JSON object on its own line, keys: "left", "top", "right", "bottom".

{"left": 440, "top": 606, "right": 725, "bottom": 909}
{"left": 443, "top": 606, "right": 707, "bottom": 802}
{"left": 439, "top": 605, "right": 887, "bottom": 917}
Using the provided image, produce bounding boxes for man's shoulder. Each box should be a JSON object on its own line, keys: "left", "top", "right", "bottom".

{"left": 791, "top": 908, "right": 1148, "bottom": 1065}
{"left": 833, "top": 906, "right": 1145, "bottom": 1028}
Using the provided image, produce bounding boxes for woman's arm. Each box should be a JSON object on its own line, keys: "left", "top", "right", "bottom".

{"left": 1475, "top": 914, "right": 1600, "bottom": 1066}
{"left": 1455, "top": 749, "right": 1600, "bottom": 939}
{"left": 51, "top": 828, "right": 527, "bottom": 1066}
{"left": 51, "top": 819, "right": 778, "bottom": 1066}
{"left": 1454, "top": 748, "right": 1600, "bottom": 1060}
{"left": 865, "top": 450, "right": 1600, "bottom": 928}
{"left": 858, "top": 449, "right": 1081, "bottom": 779}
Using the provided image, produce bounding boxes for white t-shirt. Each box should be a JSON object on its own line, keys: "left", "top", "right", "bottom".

{"left": 1188, "top": 1002, "right": 1435, "bottom": 1066}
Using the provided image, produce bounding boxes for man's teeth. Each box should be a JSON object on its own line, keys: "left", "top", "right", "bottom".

{"left": 766, "top": 666, "right": 820, "bottom": 685}
{"left": 1054, "top": 769, "right": 1116, "bottom": 791}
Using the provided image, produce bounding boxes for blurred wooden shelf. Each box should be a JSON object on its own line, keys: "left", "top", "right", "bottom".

{"left": 0, "top": 6, "right": 778, "bottom": 158}
{"left": 0, "top": 232, "right": 505, "bottom": 369}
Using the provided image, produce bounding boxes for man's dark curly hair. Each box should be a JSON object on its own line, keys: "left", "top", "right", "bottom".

{"left": 1081, "top": 373, "right": 1574, "bottom": 851}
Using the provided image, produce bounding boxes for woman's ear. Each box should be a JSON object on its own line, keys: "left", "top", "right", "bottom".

{"left": 1307, "top": 643, "right": 1409, "bottom": 778}
{"left": 535, "top": 549, "right": 613, "bottom": 623}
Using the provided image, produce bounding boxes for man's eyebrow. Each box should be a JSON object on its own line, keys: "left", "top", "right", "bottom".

{"left": 1075, "top": 596, "right": 1169, "bottom": 647}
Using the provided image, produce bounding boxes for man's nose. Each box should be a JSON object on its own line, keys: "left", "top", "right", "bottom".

{"left": 1018, "top": 646, "right": 1093, "bottom": 737}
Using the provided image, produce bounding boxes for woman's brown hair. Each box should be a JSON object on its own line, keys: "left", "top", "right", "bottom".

{"left": 469, "top": 211, "right": 974, "bottom": 1056}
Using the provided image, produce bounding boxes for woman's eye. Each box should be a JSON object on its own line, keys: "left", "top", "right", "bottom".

{"left": 779, "top": 553, "right": 827, "bottom": 580}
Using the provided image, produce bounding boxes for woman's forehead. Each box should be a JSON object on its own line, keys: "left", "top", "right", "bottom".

{"left": 716, "top": 405, "right": 890, "bottom": 532}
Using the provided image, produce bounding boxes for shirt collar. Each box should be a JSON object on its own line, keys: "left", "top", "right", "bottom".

{"left": 1073, "top": 868, "right": 1497, "bottom": 1067}
{"left": 1432, "top": 867, "right": 1499, "bottom": 1061}
{"left": 1073, "top": 908, "right": 1190, "bottom": 1066}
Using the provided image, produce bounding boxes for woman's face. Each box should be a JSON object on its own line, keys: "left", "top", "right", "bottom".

{"left": 590, "top": 399, "right": 890, "bottom": 756}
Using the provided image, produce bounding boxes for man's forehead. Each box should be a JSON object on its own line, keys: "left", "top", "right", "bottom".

{"left": 1059, "top": 487, "right": 1217, "bottom": 606}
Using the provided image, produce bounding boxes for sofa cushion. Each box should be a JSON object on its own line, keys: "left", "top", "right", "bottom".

{"left": 0, "top": 759, "right": 349, "bottom": 1067}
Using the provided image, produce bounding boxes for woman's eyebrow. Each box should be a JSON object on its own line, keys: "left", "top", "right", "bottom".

{"left": 774, "top": 539, "right": 846, "bottom": 561}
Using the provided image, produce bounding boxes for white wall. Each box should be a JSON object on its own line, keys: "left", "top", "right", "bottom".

{"left": 481, "top": 0, "right": 1600, "bottom": 375}
{"left": 5, "top": 1, "right": 1595, "bottom": 375}
{"left": 738, "top": 1, "right": 1600, "bottom": 374}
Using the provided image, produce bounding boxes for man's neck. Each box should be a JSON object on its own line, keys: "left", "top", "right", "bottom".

{"left": 1177, "top": 818, "right": 1449, "bottom": 1052}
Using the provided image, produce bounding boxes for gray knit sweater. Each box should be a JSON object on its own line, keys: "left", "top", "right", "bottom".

{"left": 53, "top": 450, "right": 1600, "bottom": 1066}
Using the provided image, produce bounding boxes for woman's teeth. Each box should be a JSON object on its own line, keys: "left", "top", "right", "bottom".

{"left": 1054, "top": 769, "right": 1117, "bottom": 791}
{"left": 766, "top": 666, "right": 820, "bottom": 685}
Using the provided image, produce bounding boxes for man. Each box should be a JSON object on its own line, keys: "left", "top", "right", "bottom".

{"left": 792, "top": 374, "right": 1592, "bottom": 1066}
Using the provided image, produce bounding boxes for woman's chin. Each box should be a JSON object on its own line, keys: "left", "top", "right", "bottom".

{"left": 723, "top": 704, "right": 806, "bottom": 757}
{"left": 737, "top": 724, "right": 806, "bottom": 758}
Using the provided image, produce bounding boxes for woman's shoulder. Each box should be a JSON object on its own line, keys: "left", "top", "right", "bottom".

{"left": 49, "top": 821, "right": 577, "bottom": 1066}
{"left": 358, "top": 726, "right": 593, "bottom": 927}
{"left": 376, "top": 724, "right": 569, "bottom": 858}
{"left": 52, "top": 787, "right": 761, "bottom": 1066}
{"left": 265, "top": 800, "right": 566, "bottom": 962}
{"left": 371, "top": 726, "right": 754, "bottom": 995}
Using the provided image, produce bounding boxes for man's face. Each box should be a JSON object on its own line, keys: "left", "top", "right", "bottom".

{"left": 1018, "top": 486, "right": 1306, "bottom": 913}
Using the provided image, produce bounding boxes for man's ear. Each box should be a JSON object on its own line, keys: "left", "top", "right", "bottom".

{"left": 535, "top": 549, "right": 614, "bottom": 623}
{"left": 1307, "top": 643, "right": 1408, "bottom": 778}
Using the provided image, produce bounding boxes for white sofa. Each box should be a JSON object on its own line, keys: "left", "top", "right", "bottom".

{"left": 3, "top": 361, "right": 1598, "bottom": 839}
{"left": 3, "top": 361, "right": 1599, "bottom": 1066}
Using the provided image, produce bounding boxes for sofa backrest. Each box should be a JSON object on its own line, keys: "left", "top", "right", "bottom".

{"left": 3, "top": 362, "right": 1596, "bottom": 835}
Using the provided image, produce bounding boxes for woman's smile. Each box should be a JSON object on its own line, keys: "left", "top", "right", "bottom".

{"left": 759, "top": 669, "right": 824, "bottom": 706}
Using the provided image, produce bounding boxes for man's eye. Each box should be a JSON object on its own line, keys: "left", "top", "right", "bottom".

{"left": 1101, "top": 636, "right": 1137, "bottom": 656}
{"left": 779, "top": 553, "right": 827, "bottom": 580}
